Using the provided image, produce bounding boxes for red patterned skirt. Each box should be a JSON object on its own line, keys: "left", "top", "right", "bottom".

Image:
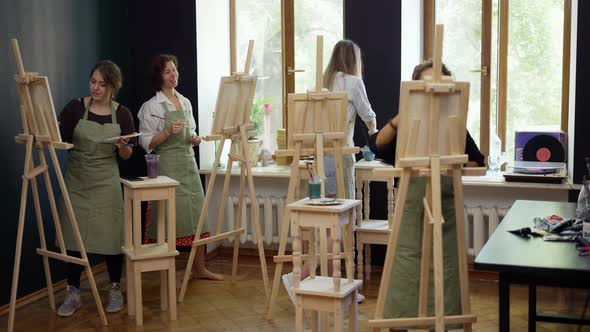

{"left": 143, "top": 201, "right": 210, "bottom": 246}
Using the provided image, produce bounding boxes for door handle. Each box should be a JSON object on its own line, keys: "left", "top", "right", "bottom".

{"left": 287, "top": 67, "right": 305, "bottom": 75}
{"left": 469, "top": 66, "right": 488, "bottom": 76}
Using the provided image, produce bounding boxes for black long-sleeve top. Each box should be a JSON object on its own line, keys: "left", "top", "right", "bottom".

{"left": 368, "top": 129, "right": 485, "bottom": 167}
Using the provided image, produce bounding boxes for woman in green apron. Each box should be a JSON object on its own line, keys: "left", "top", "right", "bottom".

{"left": 56, "top": 60, "right": 135, "bottom": 317}
{"left": 369, "top": 61, "right": 485, "bottom": 331}
{"left": 138, "top": 54, "right": 222, "bottom": 281}
{"left": 282, "top": 40, "right": 378, "bottom": 304}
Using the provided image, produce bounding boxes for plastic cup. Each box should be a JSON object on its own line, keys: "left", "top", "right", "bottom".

{"left": 145, "top": 154, "right": 160, "bottom": 178}
{"left": 309, "top": 176, "right": 321, "bottom": 199}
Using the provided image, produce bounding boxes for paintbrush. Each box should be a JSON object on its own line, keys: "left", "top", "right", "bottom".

{"left": 151, "top": 114, "right": 189, "bottom": 128}
{"left": 306, "top": 162, "right": 314, "bottom": 179}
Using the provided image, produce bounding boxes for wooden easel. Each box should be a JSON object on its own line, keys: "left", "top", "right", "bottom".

{"left": 178, "top": 40, "right": 270, "bottom": 302}
{"left": 369, "top": 25, "right": 485, "bottom": 332}
{"left": 7, "top": 39, "right": 107, "bottom": 332}
{"left": 267, "top": 35, "right": 360, "bottom": 318}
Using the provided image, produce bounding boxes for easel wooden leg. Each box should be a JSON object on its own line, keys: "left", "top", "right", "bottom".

{"left": 8, "top": 139, "right": 32, "bottom": 332}
{"left": 30, "top": 165, "right": 55, "bottom": 310}
{"left": 430, "top": 156, "right": 445, "bottom": 332}
{"left": 217, "top": 142, "right": 236, "bottom": 236}
{"left": 268, "top": 142, "right": 301, "bottom": 318}
{"left": 240, "top": 125, "right": 269, "bottom": 297}
{"left": 232, "top": 163, "right": 245, "bottom": 282}
{"left": 179, "top": 138, "right": 227, "bottom": 302}
{"left": 373, "top": 169, "right": 411, "bottom": 320}
{"left": 38, "top": 149, "right": 66, "bottom": 254}
{"left": 453, "top": 166, "right": 473, "bottom": 332}
{"left": 419, "top": 181, "right": 433, "bottom": 317}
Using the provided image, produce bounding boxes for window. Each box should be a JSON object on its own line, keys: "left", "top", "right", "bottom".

{"left": 428, "top": 0, "right": 571, "bottom": 163}
{"left": 233, "top": 0, "right": 343, "bottom": 150}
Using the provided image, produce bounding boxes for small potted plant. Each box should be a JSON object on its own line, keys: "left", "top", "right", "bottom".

{"left": 248, "top": 98, "right": 271, "bottom": 166}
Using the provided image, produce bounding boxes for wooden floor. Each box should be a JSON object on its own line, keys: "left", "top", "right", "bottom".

{"left": 2, "top": 251, "right": 590, "bottom": 332}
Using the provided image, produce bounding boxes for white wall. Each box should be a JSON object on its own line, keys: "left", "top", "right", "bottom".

{"left": 196, "top": 0, "right": 230, "bottom": 168}
{"left": 401, "top": 0, "right": 423, "bottom": 80}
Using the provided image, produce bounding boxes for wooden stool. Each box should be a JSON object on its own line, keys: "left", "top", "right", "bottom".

{"left": 354, "top": 159, "right": 395, "bottom": 282}
{"left": 120, "top": 176, "right": 179, "bottom": 326}
{"left": 289, "top": 198, "right": 363, "bottom": 332}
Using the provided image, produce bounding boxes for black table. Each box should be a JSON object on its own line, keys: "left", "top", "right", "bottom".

{"left": 474, "top": 200, "right": 590, "bottom": 332}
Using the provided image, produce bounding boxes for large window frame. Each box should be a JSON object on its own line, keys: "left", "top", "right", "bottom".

{"left": 424, "top": 0, "right": 572, "bottom": 160}
{"left": 229, "top": 0, "right": 343, "bottom": 133}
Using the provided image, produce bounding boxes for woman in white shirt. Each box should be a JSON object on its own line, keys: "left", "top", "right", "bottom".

{"left": 138, "top": 54, "right": 222, "bottom": 281}
{"left": 323, "top": 40, "right": 378, "bottom": 198}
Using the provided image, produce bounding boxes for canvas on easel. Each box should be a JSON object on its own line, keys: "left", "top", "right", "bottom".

{"left": 368, "top": 25, "right": 485, "bottom": 332}
{"left": 267, "top": 35, "right": 360, "bottom": 319}
{"left": 8, "top": 39, "right": 108, "bottom": 332}
{"left": 178, "top": 40, "right": 270, "bottom": 302}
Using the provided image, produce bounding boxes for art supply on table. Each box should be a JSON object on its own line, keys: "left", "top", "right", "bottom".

{"left": 145, "top": 154, "right": 160, "bottom": 178}
{"left": 305, "top": 198, "right": 342, "bottom": 206}
{"left": 309, "top": 176, "right": 321, "bottom": 199}
{"left": 361, "top": 146, "right": 375, "bottom": 161}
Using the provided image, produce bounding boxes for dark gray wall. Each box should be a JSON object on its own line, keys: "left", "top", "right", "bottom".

{"left": 573, "top": 0, "right": 590, "bottom": 184}
{"left": 0, "top": 0, "right": 129, "bottom": 305}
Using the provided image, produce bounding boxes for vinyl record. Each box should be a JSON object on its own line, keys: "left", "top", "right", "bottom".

{"left": 522, "top": 134, "right": 565, "bottom": 162}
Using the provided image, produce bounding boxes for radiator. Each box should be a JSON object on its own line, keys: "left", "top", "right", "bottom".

{"left": 224, "top": 195, "right": 287, "bottom": 246}
{"left": 464, "top": 206, "right": 509, "bottom": 257}
{"left": 223, "top": 195, "right": 508, "bottom": 258}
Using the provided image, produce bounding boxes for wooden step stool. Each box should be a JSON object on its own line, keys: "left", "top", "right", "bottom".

{"left": 120, "top": 176, "right": 180, "bottom": 326}
{"left": 289, "top": 198, "right": 363, "bottom": 332}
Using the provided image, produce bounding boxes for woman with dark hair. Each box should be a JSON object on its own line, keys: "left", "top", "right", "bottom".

{"left": 369, "top": 60, "right": 484, "bottom": 331}
{"left": 56, "top": 60, "right": 134, "bottom": 317}
{"left": 138, "top": 54, "right": 222, "bottom": 281}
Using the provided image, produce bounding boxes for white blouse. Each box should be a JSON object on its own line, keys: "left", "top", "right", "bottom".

{"left": 331, "top": 72, "right": 377, "bottom": 146}
{"left": 138, "top": 90, "right": 197, "bottom": 153}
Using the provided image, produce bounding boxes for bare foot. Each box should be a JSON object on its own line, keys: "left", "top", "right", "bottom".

{"left": 192, "top": 268, "right": 224, "bottom": 281}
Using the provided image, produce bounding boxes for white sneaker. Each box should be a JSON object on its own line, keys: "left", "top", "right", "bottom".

{"left": 281, "top": 272, "right": 296, "bottom": 304}
{"left": 57, "top": 285, "right": 81, "bottom": 317}
{"left": 356, "top": 293, "right": 365, "bottom": 303}
{"left": 106, "top": 282, "right": 124, "bottom": 313}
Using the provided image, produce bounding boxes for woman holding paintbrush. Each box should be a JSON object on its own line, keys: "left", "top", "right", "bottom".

{"left": 138, "top": 54, "right": 222, "bottom": 281}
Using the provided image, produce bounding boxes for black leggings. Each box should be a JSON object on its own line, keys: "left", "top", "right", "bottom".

{"left": 66, "top": 251, "right": 123, "bottom": 289}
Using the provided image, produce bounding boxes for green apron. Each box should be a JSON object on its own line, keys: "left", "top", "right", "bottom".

{"left": 384, "top": 176, "right": 461, "bottom": 328}
{"left": 58, "top": 99, "right": 124, "bottom": 255}
{"left": 148, "top": 102, "right": 208, "bottom": 239}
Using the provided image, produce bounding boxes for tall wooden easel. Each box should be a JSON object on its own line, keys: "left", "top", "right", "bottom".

{"left": 178, "top": 40, "right": 270, "bottom": 302}
{"left": 8, "top": 39, "right": 108, "bottom": 332}
{"left": 267, "top": 35, "right": 359, "bottom": 318}
{"left": 369, "top": 25, "right": 485, "bottom": 332}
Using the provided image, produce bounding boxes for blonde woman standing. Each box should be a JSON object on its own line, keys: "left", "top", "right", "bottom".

{"left": 282, "top": 40, "right": 377, "bottom": 304}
